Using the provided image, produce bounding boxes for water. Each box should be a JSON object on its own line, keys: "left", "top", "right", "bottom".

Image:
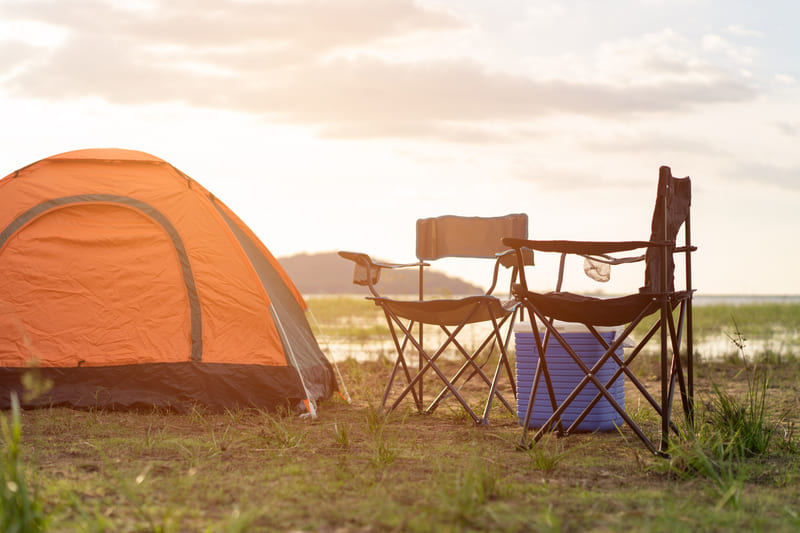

{"left": 694, "top": 294, "right": 800, "bottom": 306}
{"left": 692, "top": 295, "right": 799, "bottom": 360}
{"left": 320, "top": 318, "right": 508, "bottom": 363}
{"left": 694, "top": 334, "right": 796, "bottom": 361}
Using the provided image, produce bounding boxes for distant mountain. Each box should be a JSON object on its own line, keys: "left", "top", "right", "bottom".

{"left": 278, "top": 251, "right": 483, "bottom": 295}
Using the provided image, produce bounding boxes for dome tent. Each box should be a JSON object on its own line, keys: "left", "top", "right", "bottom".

{"left": 0, "top": 148, "right": 336, "bottom": 412}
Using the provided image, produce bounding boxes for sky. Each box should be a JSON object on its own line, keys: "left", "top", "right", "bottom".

{"left": 1, "top": 0, "right": 798, "bottom": 295}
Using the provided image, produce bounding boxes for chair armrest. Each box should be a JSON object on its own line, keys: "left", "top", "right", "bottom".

{"left": 338, "top": 251, "right": 428, "bottom": 296}
{"left": 338, "top": 251, "right": 426, "bottom": 270}
{"left": 496, "top": 247, "right": 534, "bottom": 268}
{"left": 502, "top": 238, "right": 669, "bottom": 255}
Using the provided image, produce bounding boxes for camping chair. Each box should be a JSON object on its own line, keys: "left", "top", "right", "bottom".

{"left": 339, "top": 214, "right": 533, "bottom": 424}
{"left": 503, "top": 166, "right": 695, "bottom": 455}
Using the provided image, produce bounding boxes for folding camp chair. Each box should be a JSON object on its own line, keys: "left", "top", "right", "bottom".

{"left": 339, "top": 214, "right": 532, "bottom": 424}
{"left": 503, "top": 167, "right": 695, "bottom": 455}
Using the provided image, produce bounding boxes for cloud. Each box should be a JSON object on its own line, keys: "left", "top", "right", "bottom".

{"left": 582, "top": 131, "right": 720, "bottom": 156}
{"left": 0, "top": 40, "right": 39, "bottom": 79}
{"left": 776, "top": 121, "right": 800, "bottom": 137}
{"left": 0, "top": 0, "right": 758, "bottom": 141}
{"left": 248, "top": 57, "right": 753, "bottom": 122}
{"left": 725, "top": 24, "right": 764, "bottom": 38}
{"left": 702, "top": 34, "right": 757, "bottom": 65}
{"left": 731, "top": 162, "right": 800, "bottom": 192}
{"left": 508, "top": 160, "right": 647, "bottom": 193}
{"left": 316, "top": 120, "right": 543, "bottom": 143}
{"left": 2, "top": 0, "right": 462, "bottom": 52}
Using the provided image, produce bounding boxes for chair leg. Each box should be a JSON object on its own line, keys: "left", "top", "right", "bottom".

{"left": 501, "top": 308, "right": 519, "bottom": 399}
{"left": 383, "top": 313, "right": 482, "bottom": 423}
{"left": 686, "top": 298, "right": 695, "bottom": 427}
{"left": 519, "top": 315, "right": 566, "bottom": 448}
{"left": 660, "top": 301, "right": 670, "bottom": 453}
{"left": 381, "top": 313, "right": 422, "bottom": 411}
{"left": 486, "top": 308, "right": 522, "bottom": 417}
{"left": 426, "top": 311, "right": 517, "bottom": 421}
{"left": 671, "top": 299, "right": 693, "bottom": 420}
{"left": 518, "top": 351, "right": 557, "bottom": 449}
{"left": 606, "top": 319, "right": 683, "bottom": 437}
{"left": 479, "top": 310, "right": 519, "bottom": 423}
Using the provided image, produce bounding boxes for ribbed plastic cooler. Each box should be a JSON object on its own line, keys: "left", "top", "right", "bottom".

{"left": 514, "top": 321, "right": 625, "bottom": 431}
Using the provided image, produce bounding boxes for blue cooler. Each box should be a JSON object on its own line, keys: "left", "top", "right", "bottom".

{"left": 514, "top": 321, "right": 625, "bottom": 431}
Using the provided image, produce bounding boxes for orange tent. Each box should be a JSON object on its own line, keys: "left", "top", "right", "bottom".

{"left": 0, "top": 148, "right": 335, "bottom": 411}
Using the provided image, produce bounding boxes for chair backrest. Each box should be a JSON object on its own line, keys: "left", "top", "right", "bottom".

{"left": 416, "top": 214, "right": 528, "bottom": 261}
{"left": 642, "top": 166, "right": 691, "bottom": 293}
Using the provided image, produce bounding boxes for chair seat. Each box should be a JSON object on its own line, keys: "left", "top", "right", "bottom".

{"left": 371, "top": 295, "right": 514, "bottom": 327}
{"left": 512, "top": 288, "right": 659, "bottom": 327}
{"left": 514, "top": 288, "right": 694, "bottom": 327}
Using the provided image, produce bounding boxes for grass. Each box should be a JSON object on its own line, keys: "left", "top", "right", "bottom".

{"left": 690, "top": 303, "right": 800, "bottom": 338}
{"left": 8, "top": 355, "right": 800, "bottom": 532}
{"left": 306, "top": 295, "right": 381, "bottom": 323}
{"left": 1, "top": 393, "right": 46, "bottom": 532}
{"left": 524, "top": 433, "right": 580, "bottom": 473}
{"left": 307, "top": 296, "right": 390, "bottom": 340}
{"left": 3, "top": 298, "right": 800, "bottom": 531}
{"left": 657, "top": 322, "right": 784, "bottom": 491}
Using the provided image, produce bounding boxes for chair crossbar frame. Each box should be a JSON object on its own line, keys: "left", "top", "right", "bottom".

{"left": 382, "top": 316, "right": 423, "bottom": 411}
{"left": 426, "top": 307, "right": 519, "bottom": 418}
{"left": 517, "top": 290, "right": 694, "bottom": 455}
{"left": 378, "top": 297, "right": 518, "bottom": 424}
{"left": 519, "top": 300, "right": 659, "bottom": 453}
{"left": 383, "top": 306, "right": 476, "bottom": 417}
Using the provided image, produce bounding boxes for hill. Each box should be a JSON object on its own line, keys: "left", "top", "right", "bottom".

{"left": 277, "top": 251, "right": 483, "bottom": 295}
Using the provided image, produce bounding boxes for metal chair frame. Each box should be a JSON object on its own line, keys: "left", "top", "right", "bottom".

{"left": 375, "top": 293, "right": 519, "bottom": 423}
{"left": 340, "top": 213, "right": 531, "bottom": 424}
{"left": 504, "top": 167, "right": 696, "bottom": 455}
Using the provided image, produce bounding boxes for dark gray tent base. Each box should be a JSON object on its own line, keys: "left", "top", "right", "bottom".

{"left": 0, "top": 361, "right": 332, "bottom": 412}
